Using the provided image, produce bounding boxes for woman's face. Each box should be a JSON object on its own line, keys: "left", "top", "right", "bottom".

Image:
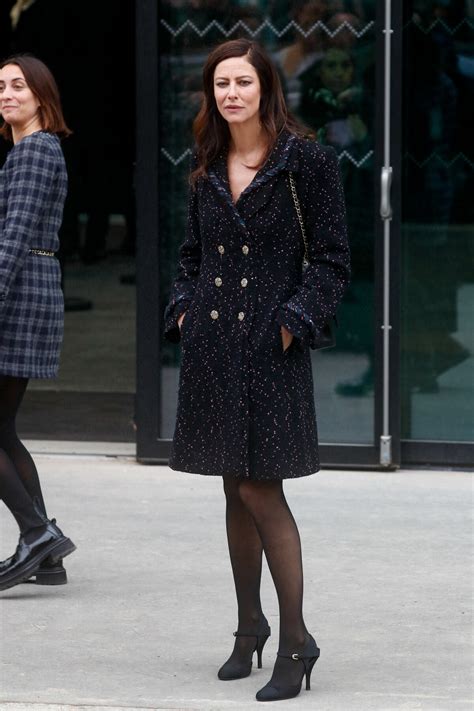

{"left": 213, "top": 56, "right": 261, "bottom": 127}
{"left": 320, "top": 49, "right": 354, "bottom": 94}
{"left": 0, "top": 64, "right": 41, "bottom": 129}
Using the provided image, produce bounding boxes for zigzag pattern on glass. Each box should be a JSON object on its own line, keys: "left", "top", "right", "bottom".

{"left": 161, "top": 148, "right": 192, "bottom": 166}
{"left": 404, "top": 152, "right": 474, "bottom": 169}
{"left": 403, "top": 17, "right": 474, "bottom": 34}
{"left": 160, "top": 18, "right": 374, "bottom": 40}
{"left": 160, "top": 148, "right": 374, "bottom": 168}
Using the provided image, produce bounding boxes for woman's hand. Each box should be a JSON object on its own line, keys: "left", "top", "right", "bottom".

{"left": 178, "top": 312, "right": 186, "bottom": 330}
{"left": 281, "top": 326, "right": 294, "bottom": 352}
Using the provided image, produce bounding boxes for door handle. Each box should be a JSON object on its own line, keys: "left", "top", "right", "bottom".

{"left": 380, "top": 166, "right": 393, "bottom": 219}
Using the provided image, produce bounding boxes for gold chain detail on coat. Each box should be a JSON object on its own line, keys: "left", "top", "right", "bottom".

{"left": 289, "top": 172, "right": 309, "bottom": 266}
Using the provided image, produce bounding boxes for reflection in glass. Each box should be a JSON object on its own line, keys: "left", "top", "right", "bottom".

{"left": 159, "top": 1, "right": 376, "bottom": 444}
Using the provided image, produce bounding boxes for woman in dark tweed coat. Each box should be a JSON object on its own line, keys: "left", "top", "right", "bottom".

{"left": 0, "top": 56, "right": 76, "bottom": 592}
{"left": 165, "top": 40, "right": 350, "bottom": 702}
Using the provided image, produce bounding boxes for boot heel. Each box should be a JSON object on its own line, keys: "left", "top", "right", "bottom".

{"left": 304, "top": 655, "right": 319, "bottom": 690}
{"left": 256, "top": 634, "right": 270, "bottom": 669}
{"left": 35, "top": 565, "right": 67, "bottom": 585}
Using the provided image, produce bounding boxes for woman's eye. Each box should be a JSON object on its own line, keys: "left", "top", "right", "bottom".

{"left": 240, "top": 81, "right": 251, "bottom": 86}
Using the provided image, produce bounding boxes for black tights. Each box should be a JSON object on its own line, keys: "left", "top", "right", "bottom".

{"left": 223, "top": 477, "right": 310, "bottom": 674}
{"left": 0, "top": 376, "right": 46, "bottom": 533}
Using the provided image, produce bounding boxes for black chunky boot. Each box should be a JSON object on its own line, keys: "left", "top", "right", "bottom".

{"left": 0, "top": 517, "right": 76, "bottom": 592}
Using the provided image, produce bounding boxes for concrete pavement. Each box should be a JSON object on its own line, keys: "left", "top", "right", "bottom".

{"left": 0, "top": 456, "right": 472, "bottom": 711}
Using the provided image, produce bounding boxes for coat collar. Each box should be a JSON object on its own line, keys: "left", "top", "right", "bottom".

{"left": 208, "top": 130, "right": 301, "bottom": 224}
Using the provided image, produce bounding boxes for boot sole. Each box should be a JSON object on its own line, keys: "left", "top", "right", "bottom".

{"left": 32, "top": 567, "right": 68, "bottom": 585}
{"left": 0, "top": 538, "right": 76, "bottom": 592}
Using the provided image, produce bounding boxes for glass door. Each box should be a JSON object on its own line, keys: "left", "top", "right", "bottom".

{"left": 400, "top": 0, "right": 474, "bottom": 466}
{"left": 136, "top": 0, "right": 400, "bottom": 467}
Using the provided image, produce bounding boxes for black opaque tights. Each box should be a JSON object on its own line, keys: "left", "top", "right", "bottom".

{"left": 223, "top": 476, "right": 311, "bottom": 685}
{"left": 0, "top": 376, "right": 46, "bottom": 533}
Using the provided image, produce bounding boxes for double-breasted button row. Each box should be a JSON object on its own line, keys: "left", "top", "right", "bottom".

{"left": 217, "top": 244, "right": 249, "bottom": 255}
{"left": 211, "top": 244, "right": 249, "bottom": 321}
{"left": 213, "top": 277, "right": 248, "bottom": 288}
{"left": 210, "top": 310, "right": 245, "bottom": 321}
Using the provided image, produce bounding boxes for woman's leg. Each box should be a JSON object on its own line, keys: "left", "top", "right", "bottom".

{"left": 238, "top": 480, "right": 314, "bottom": 688}
{"left": 220, "top": 476, "right": 268, "bottom": 674}
{"left": 0, "top": 376, "right": 47, "bottom": 517}
{"left": 223, "top": 476, "right": 265, "bottom": 628}
{"left": 0, "top": 448, "right": 45, "bottom": 532}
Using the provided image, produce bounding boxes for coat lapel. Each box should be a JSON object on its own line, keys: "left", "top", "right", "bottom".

{"left": 237, "top": 132, "right": 299, "bottom": 221}
{"left": 207, "top": 131, "right": 301, "bottom": 227}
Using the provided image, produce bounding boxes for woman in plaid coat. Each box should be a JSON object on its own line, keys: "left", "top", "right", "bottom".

{"left": 0, "top": 56, "right": 76, "bottom": 592}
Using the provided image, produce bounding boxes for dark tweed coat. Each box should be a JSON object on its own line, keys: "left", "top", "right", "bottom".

{"left": 0, "top": 131, "right": 67, "bottom": 379}
{"left": 165, "top": 131, "right": 350, "bottom": 480}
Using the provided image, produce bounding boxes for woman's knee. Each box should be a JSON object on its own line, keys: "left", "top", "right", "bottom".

{"left": 223, "top": 475, "right": 243, "bottom": 502}
{"left": 237, "top": 480, "right": 282, "bottom": 514}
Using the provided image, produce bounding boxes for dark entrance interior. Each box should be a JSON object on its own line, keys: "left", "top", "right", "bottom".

{"left": 0, "top": 1, "right": 136, "bottom": 443}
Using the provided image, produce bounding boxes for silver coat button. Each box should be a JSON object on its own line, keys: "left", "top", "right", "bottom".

{"left": 242, "top": 245, "right": 249, "bottom": 255}
{"left": 240, "top": 278, "right": 248, "bottom": 288}
{"left": 218, "top": 245, "right": 225, "bottom": 254}
{"left": 210, "top": 310, "right": 219, "bottom": 320}
{"left": 238, "top": 311, "right": 245, "bottom": 321}
{"left": 215, "top": 277, "right": 223, "bottom": 287}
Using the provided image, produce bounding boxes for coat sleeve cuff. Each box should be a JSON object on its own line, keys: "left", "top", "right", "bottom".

{"left": 275, "top": 306, "right": 311, "bottom": 349}
{"left": 164, "top": 298, "right": 191, "bottom": 344}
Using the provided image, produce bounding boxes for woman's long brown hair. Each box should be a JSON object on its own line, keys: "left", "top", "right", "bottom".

{"left": 191, "top": 39, "right": 311, "bottom": 185}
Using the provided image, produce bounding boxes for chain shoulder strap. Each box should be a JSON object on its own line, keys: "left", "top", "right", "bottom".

{"left": 289, "top": 172, "right": 309, "bottom": 266}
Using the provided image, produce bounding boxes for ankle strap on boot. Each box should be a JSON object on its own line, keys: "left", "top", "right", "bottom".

{"left": 277, "top": 648, "right": 320, "bottom": 661}
{"left": 234, "top": 626, "right": 271, "bottom": 638}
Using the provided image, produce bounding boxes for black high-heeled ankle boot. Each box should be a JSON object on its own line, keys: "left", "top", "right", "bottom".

{"left": 256, "top": 635, "right": 320, "bottom": 702}
{"left": 218, "top": 623, "right": 271, "bottom": 680}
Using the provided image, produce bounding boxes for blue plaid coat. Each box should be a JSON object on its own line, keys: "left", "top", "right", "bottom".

{"left": 0, "top": 131, "right": 67, "bottom": 378}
